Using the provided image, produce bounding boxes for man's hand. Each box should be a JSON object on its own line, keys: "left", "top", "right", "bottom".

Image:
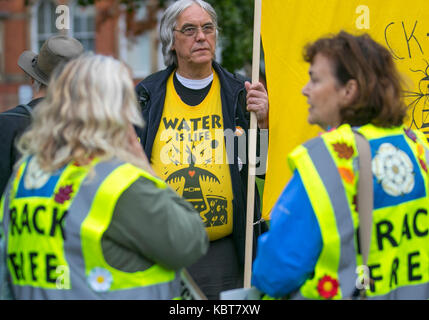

{"left": 245, "top": 81, "right": 269, "bottom": 129}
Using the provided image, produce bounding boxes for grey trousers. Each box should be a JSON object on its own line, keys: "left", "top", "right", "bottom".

{"left": 187, "top": 235, "right": 243, "bottom": 300}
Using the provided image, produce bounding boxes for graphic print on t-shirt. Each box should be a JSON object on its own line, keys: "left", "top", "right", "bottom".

{"left": 151, "top": 72, "right": 233, "bottom": 240}
{"left": 164, "top": 147, "right": 228, "bottom": 227}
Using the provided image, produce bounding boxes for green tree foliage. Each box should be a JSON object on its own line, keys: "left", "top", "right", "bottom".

{"left": 206, "top": 0, "right": 254, "bottom": 73}
{"left": 75, "top": 0, "right": 256, "bottom": 72}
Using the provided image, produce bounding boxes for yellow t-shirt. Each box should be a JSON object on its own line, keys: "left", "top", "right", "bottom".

{"left": 151, "top": 72, "right": 234, "bottom": 241}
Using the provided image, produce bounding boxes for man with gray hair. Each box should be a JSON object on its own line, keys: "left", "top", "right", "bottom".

{"left": 135, "top": 0, "right": 269, "bottom": 299}
{"left": 0, "top": 35, "right": 84, "bottom": 197}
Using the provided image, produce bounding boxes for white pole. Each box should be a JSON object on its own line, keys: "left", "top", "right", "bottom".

{"left": 244, "top": 0, "right": 262, "bottom": 289}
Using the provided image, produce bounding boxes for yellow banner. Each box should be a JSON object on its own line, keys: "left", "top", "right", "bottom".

{"left": 261, "top": 0, "right": 429, "bottom": 220}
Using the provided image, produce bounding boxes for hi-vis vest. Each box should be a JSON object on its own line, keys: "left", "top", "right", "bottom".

{"left": 0, "top": 158, "right": 180, "bottom": 299}
{"left": 288, "top": 124, "right": 429, "bottom": 300}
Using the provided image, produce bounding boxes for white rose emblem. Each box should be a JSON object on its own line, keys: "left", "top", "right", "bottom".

{"left": 372, "top": 143, "right": 414, "bottom": 197}
{"left": 87, "top": 267, "right": 113, "bottom": 292}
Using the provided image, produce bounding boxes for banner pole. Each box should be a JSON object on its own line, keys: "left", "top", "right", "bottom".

{"left": 244, "top": 0, "right": 262, "bottom": 289}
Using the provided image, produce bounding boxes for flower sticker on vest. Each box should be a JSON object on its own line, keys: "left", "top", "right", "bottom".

{"left": 404, "top": 128, "right": 417, "bottom": 142}
{"left": 24, "top": 157, "right": 50, "bottom": 190}
{"left": 317, "top": 275, "right": 339, "bottom": 299}
{"left": 88, "top": 267, "right": 113, "bottom": 292}
{"left": 234, "top": 126, "right": 244, "bottom": 137}
{"left": 352, "top": 194, "right": 358, "bottom": 212}
{"left": 404, "top": 128, "right": 427, "bottom": 173}
{"left": 372, "top": 143, "right": 415, "bottom": 197}
{"left": 416, "top": 144, "right": 428, "bottom": 172}
{"left": 54, "top": 185, "right": 73, "bottom": 204}
{"left": 332, "top": 142, "right": 355, "bottom": 160}
{"left": 338, "top": 167, "right": 355, "bottom": 184}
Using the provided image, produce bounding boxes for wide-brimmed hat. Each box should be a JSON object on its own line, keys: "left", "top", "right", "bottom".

{"left": 18, "top": 35, "right": 84, "bottom": 86}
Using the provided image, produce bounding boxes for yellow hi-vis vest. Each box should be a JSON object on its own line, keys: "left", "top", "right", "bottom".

{"left": 288, "top": 124, "right": 429, "bottom": 300}
{"left": 0, "top": 158, "right": 180, "bottom": 299}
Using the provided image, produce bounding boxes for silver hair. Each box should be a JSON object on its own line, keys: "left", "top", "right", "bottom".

{"left": 160, "top": 0, "right": 218, "bottom": 67}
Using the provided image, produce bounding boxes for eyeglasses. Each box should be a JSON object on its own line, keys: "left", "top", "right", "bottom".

{"left": 173, "top": 24, "right": 216, "bottom": 37}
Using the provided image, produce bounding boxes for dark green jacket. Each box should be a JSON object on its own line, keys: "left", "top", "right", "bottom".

{"left": 103, "top": 176, "right": 209, "bottom": 272}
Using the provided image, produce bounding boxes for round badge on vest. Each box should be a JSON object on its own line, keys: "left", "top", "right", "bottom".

{"left": 87, "top": 267, "right": 113, "bottom": 292}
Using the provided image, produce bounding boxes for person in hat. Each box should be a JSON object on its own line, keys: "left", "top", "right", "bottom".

{"left": 1, "top": 54, "right": 208, "bottom": 299}
{"left": 0, "top": 35, "right": 84, "bottom": 197}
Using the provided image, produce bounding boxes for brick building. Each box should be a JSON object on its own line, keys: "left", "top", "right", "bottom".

{"left": 0, "top": 0, "right": 164, "bottom": 112}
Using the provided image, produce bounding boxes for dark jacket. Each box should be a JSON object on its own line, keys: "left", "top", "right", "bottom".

{"left": 0, "top": 98, "right": 42, "bottom": 197}
{"left": 135, "top": 62, "right": 267, "bottom": 266}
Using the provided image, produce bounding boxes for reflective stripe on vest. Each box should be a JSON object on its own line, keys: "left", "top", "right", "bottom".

{"left": 3, "top": 159, "right": 180, "bottom": 299}
{"left": 291, "top": 136, "right": 357, "bottom": 300}
{"left": 369, "top": 282, "right": 429, "bottom": 300}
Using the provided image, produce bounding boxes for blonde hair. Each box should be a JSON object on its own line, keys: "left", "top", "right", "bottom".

{"left": 18, "top": 54, "right": 149, "bottom": 172}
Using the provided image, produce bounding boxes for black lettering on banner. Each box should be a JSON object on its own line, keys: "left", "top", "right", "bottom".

{"left": 368, "top": 264, "right": 383, "bottom": 293}
{"left": 376, "top": 220, "right": 398, "bottom": 250}
{"left": 33, "top": 205, "right": 46, "bottom": 235}
{"left": 46, "top": 254, "right": 58, "bottom": 283}
{"left": 384, "top": 22, "right": 405, "bottom": 60}
{"left": 8, "top": 253, "right": 22, "bottom": 280}
{"left": 413, "top": 209, "right": 428, "bottom": 237}
{"left": 389, "top": 258, "right": 399, "bottom": 288}
{"left": 8, "top": 251, "right": 62, "bottom": 284}
{"left": 50, "top": 208, "right": 68, "bottom": 240}
{"left": 402, "top": 21, "right": 424, "bottom": 59}
{"left": 400, "top": 214, "right": 412, "bottom": 242}
{"left": 19, "top": 252, "right": 25, "bottom": 280}
{"left": 21, "top": 204, "right": 31, "bottom": 234}
{"left": 29, "top": 252, "right": 38, "bottom": 281}
{"left": 9, "top": 207, "right": 20, "bottom": 236}
{"left": 408, "top": 251, "right": 422, "bottom": 282}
